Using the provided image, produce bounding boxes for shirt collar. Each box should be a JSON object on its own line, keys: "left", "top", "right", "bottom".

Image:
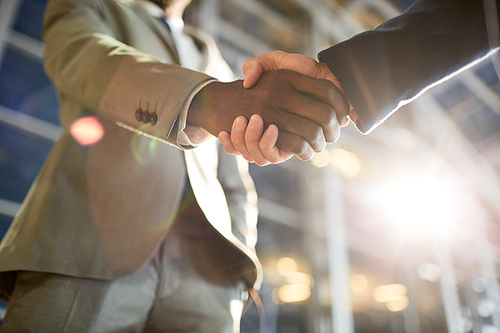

{"left": 137, "top": 0, "right": 167, "bottom": 19}
{"left": 137, "top": 0, "right": 185, "bottom": 31}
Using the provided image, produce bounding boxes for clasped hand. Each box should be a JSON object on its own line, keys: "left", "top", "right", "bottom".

{"left": 216, "top": 51, "right": 353, "bottom": 166}
{"left": 188, "top": 64, "right": 349, "bottom": 161}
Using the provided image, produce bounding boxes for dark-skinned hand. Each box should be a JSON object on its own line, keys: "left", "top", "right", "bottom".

{"left": 187, "top": 69, "right": 349, "bottom": 160}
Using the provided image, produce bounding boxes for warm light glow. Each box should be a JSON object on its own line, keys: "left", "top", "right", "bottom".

{"left": 276, "top": 257, "right": 298, "bottom": 276}
{"left": 276, "top": 284, "right": 311, "bottom": 303}
{"left": 372, "top": 284, "right": 407, "bottom": 303}
{"left": 70, "top": 116, "right": 104, "bottom": 145}
{"left": 385, "top": 295, "right": 409, "bottom": 312}
{"left": 273, "top": 257, "right": 314, "bottom": 304}
{"left": 331, "top": 148, "right": 361, "bottom": 179}
{"left": 286, "top": 272, "right": 314, "bottom": 288}
{"left": 374, "top": 177, "right": 456, "bottom": 233}
{"left": 349, "top": 274, "right": 368, "bottom": 292}
{"left": 311, "top": 150, "right": 331, "bottom": 168}
{"left": 311, "top": 148, "right": 361, "bottom": 178}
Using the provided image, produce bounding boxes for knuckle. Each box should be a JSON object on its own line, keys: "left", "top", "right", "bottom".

{"left": 333, "top": 127, "right": 342, "bottom": 143}
{"left": 268, "top": 156, "right": 280, "bottom": 164}
{"left": 320, "top": 105, "right": 337, "bottom": 127}
{"left": 323, "top": 79, "right": 338, "bottom": 94}
{"left": 295, "top": 142, "right": 311, "bottom": 159}
{"left": 306, "top": 127, "right": 326, "bottom": 152}
{"left": 321, "top": 80, "right": 342, "bottom": 101}
{"left": 255, "top": 160, "right": 269, "bottom": 167}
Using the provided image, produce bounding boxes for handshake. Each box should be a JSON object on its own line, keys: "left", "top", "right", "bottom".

{"left": 188, "top": 51, "right": 358, "bottom": 166}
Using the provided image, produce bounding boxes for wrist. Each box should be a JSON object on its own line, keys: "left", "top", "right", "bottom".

{"left": 187, "top": 80, "right": 243, "bottom": 136}
{"left": 187, "top": 81, "right": 220, "bottom": 136}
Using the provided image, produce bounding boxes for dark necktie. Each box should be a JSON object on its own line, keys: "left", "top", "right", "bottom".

{"left": 155, "top": 16, "right": 179, "bottom": 59}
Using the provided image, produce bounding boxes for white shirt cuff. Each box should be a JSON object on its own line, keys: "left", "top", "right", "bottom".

{"left": 177, "top": 78, "right": 218, "bottom": 148}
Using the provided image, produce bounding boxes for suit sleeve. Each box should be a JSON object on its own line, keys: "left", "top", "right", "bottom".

{"left": 43, "top": 0, "right": 213, "bottom": 147}
{"left": 318, "top": 0, "right": 499, "bottom": 134}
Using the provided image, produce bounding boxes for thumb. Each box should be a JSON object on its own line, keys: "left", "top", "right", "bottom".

{"left": 242, "top": 60, "right": 264, "bottom": 88}
{"left": 242, "top": 51, "right": 286, "bottom": 88}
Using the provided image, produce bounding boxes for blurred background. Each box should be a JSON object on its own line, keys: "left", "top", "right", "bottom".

{"left": 0, "top": 0, "right": 499, "bottom": 332}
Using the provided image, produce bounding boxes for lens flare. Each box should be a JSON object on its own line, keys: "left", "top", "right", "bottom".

{"left": 70, "top": 116, "right": 104, "bottom": 145}
{"left": 374, "top": 176, "right": 457, "bottom": 234}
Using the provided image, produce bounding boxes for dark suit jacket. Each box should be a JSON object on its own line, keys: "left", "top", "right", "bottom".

{"left": 319, "top": 0, "right": 499, "bottom": 133}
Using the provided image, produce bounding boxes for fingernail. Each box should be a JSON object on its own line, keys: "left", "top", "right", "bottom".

{"left": 264, "top": 124, "right": 277, "bottom": 137}
{"left": 234, "top": 117, "right": 246, "bottom": 130}
{"left": 340, "top": 116, "right": 348, "bottom": 126}
{"left": 249, "top": 115, "right": 259, "bottom": 128}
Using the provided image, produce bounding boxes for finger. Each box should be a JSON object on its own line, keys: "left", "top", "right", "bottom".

{"left": 231, "top": 116, "right": 254, "bottom": 163}
{"left": 245, "top": 115, "right": 270, "bottom": 166}
{"left": 242, "top": 51, "right": 286, "bottom": 88}
{"left": 218, "top": 131, "right": 240, "bottom": 156}
{"left": 276, "top": 131, "right": 315, "bottom": 161}
{"left": 259, "top": 125, "right": 293, "bottom": 164}
{"left": 281, "top": 75, "right": 348, "bottom": 143}
{"left": 286, "top": 71, "right": 350, "bottom": 119}
{"left": 285, "top": 96, "right": 341, "bottom": 144}
{"left": 266, "top": 104, "right": 327, "bottom": 152}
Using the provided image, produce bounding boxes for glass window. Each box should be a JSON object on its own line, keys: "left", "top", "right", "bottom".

{"left": 475, "top": 60, "right": 500, "bottom": 90}
{"left": 250, "top": 164, "right": 303, "bottom": 208}
{"left": 0, "top": 47, "right": 59, "bottom": 125}
{"left": 0, "top": 214, "right": 13, "bottom": 240}
{"left": 256, "top": 217, "right": 304, "bottom": 255}
{"left": 0, "top": 123, "right": 53, "bottom": 203}
{"left": 12, "top": 0, "right": 48, "bottom": 41}
{"left": 220, "top": 0, "right": 309, "bottom": 52}
{"left": 0, "top": 300, "right": 6, "bottom": 325}
{"left": 254, "top": 217, "right": 310, "bottom": 333}
{"left": 458, "top": 106, "right": 500, "bottom": 144}
{"left": 435, "top": 82, "right": 473, "bottom": 111}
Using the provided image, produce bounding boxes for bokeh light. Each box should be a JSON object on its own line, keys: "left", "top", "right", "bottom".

{"left": 372, "top": 284, "right": 407, "bottom": 303}
{"left": 273, "top": 257, "right": 314, "bottom": 304}
{"left": 276, "top": 284, "right": 311, "bottom": 303}
{"left": 349, "top": 274, "right": 368, "bottom": 292}
{"left": 418, "top": 262, "right": 441, "bottom": 282}
{"left": 311, "top": 148, "right": 361, "bottom": 178}
{"left": 70, "top": 116, "right": 104, "bottom": 145}
{"left": 276, "top": 257, "right": 298, "bottom": 276}
{"left": 372, "top": 284, "right": 409, "bottom": 312}
{"left": 385, "top": 295, "right": 409, "bottom": 312}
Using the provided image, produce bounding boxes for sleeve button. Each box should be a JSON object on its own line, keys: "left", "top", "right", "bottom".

{"left": 135, "top": 109, "right": 143, "bottom": 121}
{"left": 149, "top": 113, "right": 158, "bottom": 125}
{"left": 142, "top": 111, "right": 150, "bottom": 123}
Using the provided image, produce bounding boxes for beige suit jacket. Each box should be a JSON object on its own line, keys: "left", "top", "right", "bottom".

{"left": 0, "top": 0, "right": 262, "bottom": 291}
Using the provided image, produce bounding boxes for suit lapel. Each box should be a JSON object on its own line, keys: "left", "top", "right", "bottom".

{"left": 130, "top": 1, "right": 181, "bottom": 64}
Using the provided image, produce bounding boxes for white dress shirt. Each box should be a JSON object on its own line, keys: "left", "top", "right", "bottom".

{"left": 139, "top": 0, "right": 211, "bottom": 147}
